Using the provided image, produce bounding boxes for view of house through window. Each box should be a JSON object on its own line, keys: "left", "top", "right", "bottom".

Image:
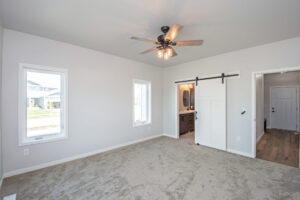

{"left": 133, "top": 80, "right": 151, "bottom": 126}
{"left": 26, "top": 71, "right": 61, "bottom": 137}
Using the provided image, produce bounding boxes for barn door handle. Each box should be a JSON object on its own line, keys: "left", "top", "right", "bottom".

{"left": 272, "top": 107, "right": 275, "bottom": 113}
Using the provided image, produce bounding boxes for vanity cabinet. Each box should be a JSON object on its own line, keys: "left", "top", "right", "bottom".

{"left": 179, "top": 112, "right": 194, "bottom": 135}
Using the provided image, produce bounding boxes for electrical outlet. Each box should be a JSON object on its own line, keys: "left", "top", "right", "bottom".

{"left": 24, "top": 148, "right": 29, "bottom": 156}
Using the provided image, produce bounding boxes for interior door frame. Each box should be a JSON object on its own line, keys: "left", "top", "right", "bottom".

{"left": 251, "top": 66, "right": 300, "bottom": 159}
{"left": 175, "top": 81, "right": 196, "bottom": 141}
{"left": 174, "top": 72, "right": 239, "bottom": 144}
{"left": 269, "top": 85, "right": 299, "bottom": 130}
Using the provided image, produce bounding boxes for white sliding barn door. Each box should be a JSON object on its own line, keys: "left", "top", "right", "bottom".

{"left": 195, "top": 79, "right": 226, "bottom": 151}
{"left": 270, "top": 87, "right": 297, "bottom": 131}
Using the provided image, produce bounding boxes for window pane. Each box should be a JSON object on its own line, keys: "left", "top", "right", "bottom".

{"left": 141, "top": 84, "right": 147, "bottom": 121}
{"left": 27, "top": 71, "right": 61, "bottom": 137}
{"left": 134, "top": 84, "right": 142, "bottom": 122}
{"left": 134, "top": 82, "right": 149, "bottom": 124}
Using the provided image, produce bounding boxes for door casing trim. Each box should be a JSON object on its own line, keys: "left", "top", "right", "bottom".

{"left": 251, "top": 66, "right": 300, "bottom": 159}
{"left": 175, "top": 81, "right": 195, "bottom": 140}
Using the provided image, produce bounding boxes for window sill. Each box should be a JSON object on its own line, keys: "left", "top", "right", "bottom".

{"left": 133, "top": 122, "right": 151, "bottom": 128}
{"left": 19, "top": 135, "right": 68, "bottom": 146}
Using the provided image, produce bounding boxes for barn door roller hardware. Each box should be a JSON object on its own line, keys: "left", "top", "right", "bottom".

{"left": 174, "top": 73, "right": 239, "bottom": 85}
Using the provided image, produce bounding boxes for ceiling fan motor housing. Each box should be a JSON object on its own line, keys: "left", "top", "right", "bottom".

{"left": 157, "top": 35, "right": 165, "bottom": 43}
{"left": 157, "top": 26, "right": 171, "bottom": 47}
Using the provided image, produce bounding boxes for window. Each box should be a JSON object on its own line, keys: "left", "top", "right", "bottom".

{"left": 133, "top": 79, "right": 151, "bottom": 127}
{"left": 19, "top": 64, "right": 68, "bottom": 145}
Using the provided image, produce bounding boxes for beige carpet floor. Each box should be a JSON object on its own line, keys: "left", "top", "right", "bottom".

{"left": 1, "top": 136, "right": 300, "bottom": 200}
{"left": 179, "top": 131, "right": 195, "bottom": 143}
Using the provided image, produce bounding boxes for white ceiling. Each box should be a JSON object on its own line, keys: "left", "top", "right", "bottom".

{"left": 1, "top": 0, "right": 300, "bottom": 67}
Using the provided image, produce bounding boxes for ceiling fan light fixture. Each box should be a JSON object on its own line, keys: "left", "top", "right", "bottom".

{"left": 157, "top": 49, "right": 163, "bottom": 58}
{"left": 166, "top": 47, "right": 172, "bottom": 57}
{"left": 163, "top": 51, "right": 169, "bottom": 60}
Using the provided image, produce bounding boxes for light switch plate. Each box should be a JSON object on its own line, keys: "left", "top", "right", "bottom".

{"left": 24, "top": 148, "right": 29, "bottom": 156}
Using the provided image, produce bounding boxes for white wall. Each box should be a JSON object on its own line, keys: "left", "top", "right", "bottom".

{"left": 2, "top": 29, "right": 163, "bottom": 173}
{"left": 0, "top": 18, "right": 3, "bottom": 180}
{"left": 163, "top": 36, "right": 300, "bottom": 156}
{"left": 255, "top": 74, "right": 264, "bottom": 142}
{"left": 264, "top": 71, "right": 300, "bottom": 129}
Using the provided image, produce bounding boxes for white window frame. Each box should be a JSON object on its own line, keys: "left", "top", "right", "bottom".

{"left": 133, "top": 79, "right": 151, "bottom": 127}
{"left": 18, "top": 63, "right": 68, "bottom": 146}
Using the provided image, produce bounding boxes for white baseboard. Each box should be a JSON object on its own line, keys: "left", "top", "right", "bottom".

{"left": 3, "top": 134, "right": 163, "bottom": 178}
{"left": 256, "top": 131, "right": 265, "bottom": 143}
{"left": 227, "top": 149, "right": 254, "bottom": 158}
{"left": 162, "top": 133, "right": 178, "bottom": 139}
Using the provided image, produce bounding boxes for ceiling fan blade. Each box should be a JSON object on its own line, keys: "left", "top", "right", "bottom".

{"left": 173, "top": 40, "right": 204, "bottom": 47}
{"left": 139, "top": 47, "right": 157, "bottom": 54}
{"left": 165, "top": 24, "right": 183, "bottom": 42}
{"left": 131, "top": 36, "right": 158, "bottom": 44}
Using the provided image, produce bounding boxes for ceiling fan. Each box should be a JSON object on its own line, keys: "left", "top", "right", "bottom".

{"left": 131, "top": 24, "right": 203, "bottom": 60}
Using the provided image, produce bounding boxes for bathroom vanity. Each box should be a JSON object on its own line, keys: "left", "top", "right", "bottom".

{"left": 179, "top": 110, "right": 195, "bottom": 135}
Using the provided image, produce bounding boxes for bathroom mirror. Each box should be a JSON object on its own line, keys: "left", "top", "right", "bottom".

{"left": 183, "top": 90, "right": 189, "bottom": 107}
{"left": 190, "top": 87, "right": 194, "bottom": 109}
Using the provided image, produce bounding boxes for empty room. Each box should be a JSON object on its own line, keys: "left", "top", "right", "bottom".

{"left": 0, "top": 1, "right": 300, "bottom": 200}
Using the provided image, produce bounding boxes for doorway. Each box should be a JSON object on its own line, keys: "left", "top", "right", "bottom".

{"left": 177, "top": 83, "right": 195, "bottom": 143}
{"left": 175, "top": 75, "right": 228, "bottom": 151}
{"left": 253, "top": 69, "right": 300, "bottom": 168}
